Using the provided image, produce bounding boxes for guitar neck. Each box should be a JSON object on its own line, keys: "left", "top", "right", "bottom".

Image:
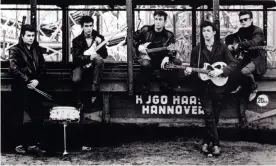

{"left": 248, "top": 46, "right": 266, "bottom": 50}
{"left": 192, "top": 68, "right": 209, "bottom": 74}
{"left": 147, "top": 47, "right": 167, "bottom": 53}
{"left": 170, "top": 65, "right": 209, "bottom": 74}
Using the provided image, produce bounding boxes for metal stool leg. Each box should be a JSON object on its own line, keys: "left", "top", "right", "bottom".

{"left": 63, "top": 122, "right": 68, "bottom": 156}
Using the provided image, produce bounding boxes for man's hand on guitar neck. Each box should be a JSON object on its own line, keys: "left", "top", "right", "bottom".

{"left": 184, "top": 67, "right": 192, "bottom": 76}
{"left": 138, "top": 44, "right": 147, "bottom": 54}
{"left": 208, "top": 69, "right": 223, "bottom": 77}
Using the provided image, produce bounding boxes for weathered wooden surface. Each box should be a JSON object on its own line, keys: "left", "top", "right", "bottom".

{"left": 1, "top": 60, "right": 276, "bottom": 130}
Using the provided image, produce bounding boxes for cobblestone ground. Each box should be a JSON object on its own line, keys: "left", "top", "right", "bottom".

{"left": 2, "top": 138, "right": 276, "bottom": 165}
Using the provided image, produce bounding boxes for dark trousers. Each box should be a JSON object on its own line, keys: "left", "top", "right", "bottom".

{"left": 199, "top": 87, "right": 224, "bottom": 146}
{"left": 10, "top": 84, "right": 47, "bottom": 148}
{"left": 72, "top": 56, "right": 104, "bottom": 104}
{"left": 139, "top": 57, "right": 182, "bottom": 87}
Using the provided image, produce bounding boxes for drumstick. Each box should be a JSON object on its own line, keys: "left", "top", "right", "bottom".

{"left": 32, "top": 87, "right": 54, "bottom": 101}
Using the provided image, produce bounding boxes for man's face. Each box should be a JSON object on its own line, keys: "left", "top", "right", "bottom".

{"left": 202, "top": 26, "right": 216, "bottom": 41}
{"left": 154, "top": 15, "right": 166, "bottom": 30}
{"left": 239, "top": 14, "right": 253, "bottom": 28}
{"left": 83, "top": 22, "right": 93, "bottom": 36}
{"left": 22, "top": 31, "right": 35, "bottom": 46}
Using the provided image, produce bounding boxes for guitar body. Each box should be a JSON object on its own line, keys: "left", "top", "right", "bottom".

{"left": 139, "top": 42, "right": 177, "bottom": 60}
{"left": 198, "top": 62, "right": 228, "bottom": 86}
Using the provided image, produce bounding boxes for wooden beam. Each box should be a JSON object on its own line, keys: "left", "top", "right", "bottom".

{"left": 246, "top": 109, "right": 276, "bottom": 123}
{"left": 213, "top": 0, "right": 220, "bottom": 41}
{"left": 30, "top": 0, "right": 37, "bottom": 29}
{"left": 62, "top": 6, "right": 70, "bottom": 63}
{"left": 102, "top": 93, "right": 111, "bottom": 123}
{"left": 192, "top": 8, "right": 196, "bottom": 48}
{"left": 263, "top": 6, "right": 268, "bottom": 43}
{"left": 126, "top": 0, "right": 134, "bottom": 95}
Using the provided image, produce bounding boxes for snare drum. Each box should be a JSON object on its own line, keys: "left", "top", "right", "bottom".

{"left": 50, "top": 106, "right": 80, "bottom": 121}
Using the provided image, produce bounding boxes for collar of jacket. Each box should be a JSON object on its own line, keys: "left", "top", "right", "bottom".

{"left": 201, "top": 41, "right": 222, "bottom": 62}
{"left": 150, "top": 24, "right": 167, "bottom": 33}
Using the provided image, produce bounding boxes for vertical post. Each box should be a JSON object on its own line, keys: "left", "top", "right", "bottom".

{"left": 192, "top": 8, "right": 196, "bottom": 48}
{"left": 263, "top": 6, "right": 268, "bottom": 43}
{"left": 126, "top": 0, "right": 134, "bottom": 95}
{"left": 173, "top": 14, "right": 176, "bottom": 35}
{"left": 213, "top": 0, "right": 220, "bottom": 41}
{"left": 30, "top": 0, "right": 37, "bottom": 29}
{"left": 2, "top": 30, "right": 6, "bottom": 59}
{"left": 102, "top": 93, "right": 110, "bottom": 123}
{"left": 62, "top": 6, "right": 70, "bottom": 63}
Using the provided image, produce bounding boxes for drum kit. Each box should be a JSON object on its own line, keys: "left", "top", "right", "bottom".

{"left": 49, "top": 106, "right": 80, "bottom": 156}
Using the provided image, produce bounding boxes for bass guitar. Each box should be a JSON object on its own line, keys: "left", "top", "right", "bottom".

{"left": 165, "top": 62, "right": 228, "bottom": 86}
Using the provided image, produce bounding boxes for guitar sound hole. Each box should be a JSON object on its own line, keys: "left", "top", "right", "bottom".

{"left": 214, "top": 65, "right": 222, "bottom": 69}
{"left": 206, "top": 65, "right": 214, "bottom": 70}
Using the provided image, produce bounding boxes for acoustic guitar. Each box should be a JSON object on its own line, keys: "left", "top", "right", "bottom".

{"left": 165, "top": 62, "right": 228, "bottom": 86}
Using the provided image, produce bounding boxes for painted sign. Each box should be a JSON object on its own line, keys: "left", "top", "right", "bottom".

{"left": 256, "top": 94, "right": 269, "bottom": 107}
{"left": 135, "top": 95, "right": 204, "bottom": 115}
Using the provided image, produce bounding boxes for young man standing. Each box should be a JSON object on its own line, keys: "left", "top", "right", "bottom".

{"left": 185, "top": 21, "right": 237, "bottom": 156}
{"left": 133, "top": 10, "right": 182, "bottom": 97}
{"left": 9, "top": 24, "right": 47, "bottom": 155}
{"left": 227, "top": 10, "right": 267, "bottom": 101}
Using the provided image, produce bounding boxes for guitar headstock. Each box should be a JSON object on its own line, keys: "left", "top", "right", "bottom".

{"left": 167, "top": 43, "right": 177, "bottom": 51}
{"left": 266, "top": 46, "right": 276, "bottom": 52}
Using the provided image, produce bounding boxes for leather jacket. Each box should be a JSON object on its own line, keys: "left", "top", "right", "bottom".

{"left": 72, "top": 30, "right": 108, "bottom": 67}
{"left": 133, "top": 25, "right": 176, "bottom": 59}
{"left": 9, "top": 39, "right": 46, "bottom": 85}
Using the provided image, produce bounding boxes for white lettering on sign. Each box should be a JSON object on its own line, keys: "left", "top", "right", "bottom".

{"left": 137, "top": 95, "right": 203, "bottom": 115}
{"left": 141, "top": 105, "right": 204, "bottom": 115}
{"left": 256, "top": 94, "right": 269, "bottom": 107}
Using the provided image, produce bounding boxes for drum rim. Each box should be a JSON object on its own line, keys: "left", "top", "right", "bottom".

{"left": 51, "top": 106, "right": 77, "bottom": 110}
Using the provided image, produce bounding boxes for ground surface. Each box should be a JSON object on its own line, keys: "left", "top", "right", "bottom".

{"left": 2, "top": 137, "right": 276, "bottom": 165}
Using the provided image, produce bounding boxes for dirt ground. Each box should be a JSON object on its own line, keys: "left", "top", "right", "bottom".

{"left": 1, "top": 137, "right": 276, "bottom": 165}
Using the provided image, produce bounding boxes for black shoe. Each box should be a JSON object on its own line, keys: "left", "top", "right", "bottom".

{"left": 27, "top": 145, "right": 47, "bottom": 156}
{"left": 249, "top": 84, "right": 258, "bottom": 101}
{"left": 15, "top": 145, "right": 27, "bottom": 154}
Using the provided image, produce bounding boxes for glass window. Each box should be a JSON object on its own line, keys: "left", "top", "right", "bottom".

{"left": 0, "top": 9, "right": 30, "bottom": 61}
{"left": 37, "top": 9, "right": 62, "bottom": 62}
{"left": 267, "top": 9, "right": 276, "bottom": 68}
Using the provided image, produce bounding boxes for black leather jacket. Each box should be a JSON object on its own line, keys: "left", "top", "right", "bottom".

{"left": 133, "top": 25, "right": 176, "bottom": 60}
{"left": 9, "top": 38, "right": 46, "bottom": 85}
{"left": 72, "top": 30, "right": 108, "bottom": 67}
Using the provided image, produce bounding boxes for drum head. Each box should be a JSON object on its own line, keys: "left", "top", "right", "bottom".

{"left": 52, "top": 106, "right": 77, "bottom": 110}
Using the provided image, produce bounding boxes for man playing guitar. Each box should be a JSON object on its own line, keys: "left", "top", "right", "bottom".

{"left": 185, "top": 21, "right": 237, "bottom": 156}
{"left": 133, "top": 10, "right": 182, "bottom": 98}
{"left": 226, "top": 10, "right": 267, "bottom": 101}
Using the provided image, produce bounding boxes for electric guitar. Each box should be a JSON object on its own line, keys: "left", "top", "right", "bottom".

{"left": 139, "top": 42, "right": 178, "bottom": 60}
{"left": 165, "top": 62, "right": 228, "bottom": 86}
{"left": 83, "top": 25, "right": 127, "bottom": 68}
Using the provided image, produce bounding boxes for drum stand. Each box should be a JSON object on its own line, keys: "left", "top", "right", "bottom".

{"left": 62, "top": 122, "right": 68, "bottom": 156}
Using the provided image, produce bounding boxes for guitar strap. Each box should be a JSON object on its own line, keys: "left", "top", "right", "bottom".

{"left": 197, "top": 44, "right": 201, "bottom": 68}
